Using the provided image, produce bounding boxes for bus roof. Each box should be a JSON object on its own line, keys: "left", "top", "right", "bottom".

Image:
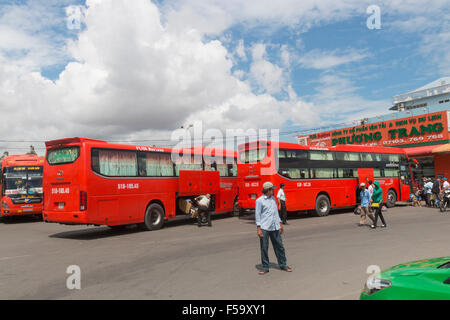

{"left": 45, "top": 137, "right": 107, "bottom": 147}
{"left": 1, "top": 154, "right": 44, "bottom": 167}
{"left": 45, "top": 137, "right": 237, "bottom": 157}
{"left": 238, "top": 140, "right": 407, "bottom": 154}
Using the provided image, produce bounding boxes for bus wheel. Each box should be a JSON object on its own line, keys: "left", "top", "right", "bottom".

{"left": 386, "top": 190, "right": 397, "bottom": 208}
{"left": 315, "top": 195, "right": 330, "bottom": 217}
{"left": 143, "top": 203, "right": 165, "bottom": 231}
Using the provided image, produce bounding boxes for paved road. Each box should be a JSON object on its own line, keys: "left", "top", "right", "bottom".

{"left": 0, "top": 205, "right": 449, "bottom": 299}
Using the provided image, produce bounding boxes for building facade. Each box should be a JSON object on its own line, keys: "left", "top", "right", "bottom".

{"left": 297, "top": 79, "right": 450, "bottom": 182}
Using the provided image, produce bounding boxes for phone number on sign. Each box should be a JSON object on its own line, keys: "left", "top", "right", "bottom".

{"left": 383, "top": 134, "right": 444, "bottom": 146}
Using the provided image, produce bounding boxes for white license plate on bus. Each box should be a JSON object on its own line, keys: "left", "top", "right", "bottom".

{"left": 23, "top": 209, "right": 33, "bottom": 212}
{"left": 58, "top": 203, "right": 65, "bottom": 209}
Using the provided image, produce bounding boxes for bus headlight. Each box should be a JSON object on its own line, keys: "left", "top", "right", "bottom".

{"left": 2, "top": 201, "right": 9, "bottom": 209}
{"left": 363, "top": 277, "right": 391, "bottom": 295}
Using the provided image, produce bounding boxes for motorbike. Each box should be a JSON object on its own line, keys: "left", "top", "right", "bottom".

{"left": 440, "top": 189, "right": 450, "bottom": 213}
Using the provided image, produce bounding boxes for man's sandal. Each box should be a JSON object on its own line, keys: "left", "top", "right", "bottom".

{"left": 280, "top": 266, "right": 292, "bottom": 272}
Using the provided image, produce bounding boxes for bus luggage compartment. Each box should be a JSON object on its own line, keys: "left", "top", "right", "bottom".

{"left": 178, "top": 170, "right": 220, "bottom": 196}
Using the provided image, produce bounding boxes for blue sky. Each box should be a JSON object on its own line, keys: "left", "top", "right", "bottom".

{"left": 0, "top": 0, "right": 449, "bottom": 152}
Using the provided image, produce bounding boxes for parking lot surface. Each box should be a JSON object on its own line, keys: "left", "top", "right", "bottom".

{"left": 0, "top": 205, "right": 449, "bottom": 299}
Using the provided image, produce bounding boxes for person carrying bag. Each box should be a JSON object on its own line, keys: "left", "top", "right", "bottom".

{"left": 370, "top": 181, "right": 387, "bottom": 229}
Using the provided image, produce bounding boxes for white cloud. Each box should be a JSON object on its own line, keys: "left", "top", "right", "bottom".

{"left": 298, "top": 49, "right": 368, "bottom": 70}
{"left": 308, "top": 74, "right": 390, "bottom": 124}
{"left": 0, "top": 0, "right": 320, "bottom": 154}
{"left": 248, "top": 43, "right": 287, "bottom": 94}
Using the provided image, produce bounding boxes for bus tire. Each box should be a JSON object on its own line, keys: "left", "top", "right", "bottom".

{"left": 386, "top": 189, "right": 397, "bottom": 208}
{"left": 142, "top": 203, "right": 165, "bottom": 231}
{"left": 315, "top": 195, "right": 331, "bottom": 217}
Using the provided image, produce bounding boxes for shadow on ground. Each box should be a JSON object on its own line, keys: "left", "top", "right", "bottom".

{"left": 48, "top": 212, "right": 234, "bottom": 240}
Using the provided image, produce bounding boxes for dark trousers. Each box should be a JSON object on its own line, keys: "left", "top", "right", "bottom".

{"left": 259, "top": 229, "right": 287, "bottom": 271}
{"left": 373, "top": 205, "right": 386, "bottom": 227}
{"left": 280, "top": 200, "right": 287, "bottom": 223}
{"left": 197, "top": 206, "right": 211, "bottom": 226}
{"left": 426, "top": 193, "right": 432, "bottom": 206}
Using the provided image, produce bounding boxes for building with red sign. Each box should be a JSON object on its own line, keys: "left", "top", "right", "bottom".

{"left": 297, "top": 79, "right": 450, "bottom": 181}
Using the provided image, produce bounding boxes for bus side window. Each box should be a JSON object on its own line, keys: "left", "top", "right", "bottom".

{"left": 91, "top": 149, "right": 100, "bottom": 173}
{"left": 137, "top": 152, "right": 147, "bottom": 177}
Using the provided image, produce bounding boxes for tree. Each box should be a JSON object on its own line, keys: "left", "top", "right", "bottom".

{"left": 0, "top": 151, "right": 9, "bottom": 160}
{"left": 27, "top": 145, "right": 37, "bottom": 155}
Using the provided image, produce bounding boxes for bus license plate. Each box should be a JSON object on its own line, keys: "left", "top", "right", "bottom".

{"left": 58, "top": 203, "right": 65, "bottom": 209}
{"left": 23, "top": 209, "right": 33, "bottom": 212}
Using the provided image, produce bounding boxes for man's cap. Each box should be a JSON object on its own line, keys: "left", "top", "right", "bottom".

{"left": 444, "top": 178, "right": 448, "bottom": 181}
{"left": 262, "top": 182, "right": 276, "bottom": 190}
{"left": 360, "top": 183, "right": 365, "bottom": 187}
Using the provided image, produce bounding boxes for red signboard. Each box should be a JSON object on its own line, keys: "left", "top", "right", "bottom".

{"left": 297, "top": 111, "right": 450, "bottom": 148}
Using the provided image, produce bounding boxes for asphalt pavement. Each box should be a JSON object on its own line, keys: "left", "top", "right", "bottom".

{"left": 0, "top": 205, "right": 449, "bottom": 299}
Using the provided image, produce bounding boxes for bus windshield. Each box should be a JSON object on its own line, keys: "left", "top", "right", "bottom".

{"left": 2, "top": 166, "right": 43, "bottom": 197}
{"left": 239, "top": 148, "right": 267, "bottom": 163}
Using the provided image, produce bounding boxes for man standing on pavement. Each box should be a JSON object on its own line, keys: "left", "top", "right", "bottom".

{"left": 277, "top": 183, "right": 288, "bottom": 225}
{"left": 432, "top": 177, "right": 441, "bottom": 208}
{"left": 424, "top": 179, "right": 434, "bottom": 207}
{"left": 359, "top": 183, "right": 375, "bottom": 226}
{"left": 255, "top": 182, "right": 292, "bottom": 275}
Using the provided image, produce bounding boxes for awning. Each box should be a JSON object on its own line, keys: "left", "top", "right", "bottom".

{"left": 403, "top": 144, "right": 443, "bottom": 157}
{"left": 432, "top": 143, "right": 450, "bottom": 154}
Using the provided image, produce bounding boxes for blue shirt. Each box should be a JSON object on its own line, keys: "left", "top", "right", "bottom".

{"left": 255, "top": 195, "right": 281, "bottom": 231}
{"left": 360, "top": 189, "right": 371, "bottom": 208}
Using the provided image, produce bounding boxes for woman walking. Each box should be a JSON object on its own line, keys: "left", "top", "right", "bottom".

{"left": 370, "top": 181, "right": 387, "bottom": 229}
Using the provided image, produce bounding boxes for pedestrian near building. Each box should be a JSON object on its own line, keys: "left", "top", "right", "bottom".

{"left": 255, "top": 182, "right": 292, "bottom": 275}
{"left": 424, "top": 179, "right": 434, "bottom": 207}
{"left": 277, "top": 183, "right": 288, "bottom": 225}
{"left": 443, "top": 177, "right": 450, "bottom": 191}
{"left": 370, "top": 181, "right": 387, "bottom": 229}
{"left": 432, "top": 178, "right": 441, "bottom": 208}
{"left": 367, "top": 180, "right": 374, "bottom": 213}
{"left": 359, "top": 183, "right": 375, "bottom": 226}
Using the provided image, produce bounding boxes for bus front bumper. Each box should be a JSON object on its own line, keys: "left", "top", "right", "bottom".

{"left": 1, "top": 206, "right": 42, "bottom": 216}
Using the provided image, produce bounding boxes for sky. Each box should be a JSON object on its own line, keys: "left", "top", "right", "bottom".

{"left": 0, "top": 0, "right": 449, "bottom": 154}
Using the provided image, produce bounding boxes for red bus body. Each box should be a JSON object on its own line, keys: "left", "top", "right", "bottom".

{"left": 237, "top": 141, "right": 413, "bottom": 216}
{"left": 43, "top": 138, "right": 238, "bottom": 228}
{"left": 0, "top": 155, "right": 44, "bottom": 217}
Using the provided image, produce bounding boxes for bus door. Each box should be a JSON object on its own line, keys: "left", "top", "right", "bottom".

{"left": 399, "top": 157, "right": 413, "bottom": 201}
{"left": 357, "top": 168, "right": 374, "bottom": 203}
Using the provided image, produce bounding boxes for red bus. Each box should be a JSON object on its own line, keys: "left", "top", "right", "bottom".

{"left": 1, "top": 154, "right": 44, "bottom": 218}
{"left": 42, "top": 137, "right": 238, "bottom": 230}
{"left": 237, "top": 141, "right": 413, "bottom": 216}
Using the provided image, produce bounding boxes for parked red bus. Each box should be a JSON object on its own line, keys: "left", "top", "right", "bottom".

{"left": 237, "top": 141, "right": 413, "bottom": 216}
{"left": 1, "top": 154, "right": 44, "bottom": 218}
{"left": 43, "top": 137, "right": 238, "bottom": 230}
